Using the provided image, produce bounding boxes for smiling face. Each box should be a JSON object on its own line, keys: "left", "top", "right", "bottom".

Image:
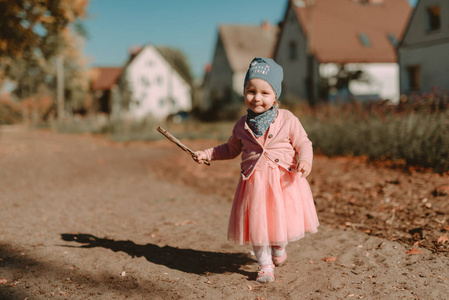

{"left": 244, "top": 78, "right": 277, "bottom": 114}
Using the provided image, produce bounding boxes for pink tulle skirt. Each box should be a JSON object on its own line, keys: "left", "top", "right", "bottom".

{"left": 227, "top": 156, "right": 319, "bottom": 246}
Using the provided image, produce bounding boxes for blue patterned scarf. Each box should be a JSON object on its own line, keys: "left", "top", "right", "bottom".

{"left": 246, "top": 106, "right": 278, "bottom": 137}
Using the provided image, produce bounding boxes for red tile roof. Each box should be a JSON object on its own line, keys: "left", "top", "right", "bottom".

{"left": 290, "top": 0, "right": 412, "bottom": 63}
{"left": 90, "top": 67, "right": 122, "bottom": 91}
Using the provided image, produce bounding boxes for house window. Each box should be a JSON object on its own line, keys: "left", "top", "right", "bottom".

{"left": 289, "top": 41, "right": 298, "bottom": 60}
{"left": 387, "top": 33, "right": 398, "bottom": 47}
{"left": 427, "top": 5, "right": 441, "bottom": 31}
{"left": 159, "top": 98, "right": 165, "bottom": 108}
{"left": 157, "top": 76, "right": 163, "bottom": 85}
{"left": 141, "top": 76, "right": 150, "bottom": 87}
{"left": 407, "top": 66, "right": 420, "bottom": 92}
{"left": 358, "top": 33, "right": 371, "bottom": 47}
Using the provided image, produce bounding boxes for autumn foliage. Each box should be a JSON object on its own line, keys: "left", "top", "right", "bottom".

{"left": 0, "top": 0, "right": 88, "bottom": 59}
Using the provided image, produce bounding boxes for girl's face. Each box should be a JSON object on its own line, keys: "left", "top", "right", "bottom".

{"left": 244, "top": 78, "right": 277, "bottom": 114}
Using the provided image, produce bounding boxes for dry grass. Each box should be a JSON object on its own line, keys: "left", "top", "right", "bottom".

{"left": 54, "top": 99, "right": 449, "bottom": 173}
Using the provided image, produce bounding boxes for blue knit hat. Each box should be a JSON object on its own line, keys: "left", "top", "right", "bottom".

{"left": 243, "top": 57, "right": 283, "bottom": 98}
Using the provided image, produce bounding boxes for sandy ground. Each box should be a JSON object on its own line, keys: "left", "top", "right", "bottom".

{"left": 0, "top": 125, "right": 448, "bottom": 300}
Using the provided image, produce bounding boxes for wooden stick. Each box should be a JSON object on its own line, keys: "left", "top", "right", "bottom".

{"left": 156, "top": 126, "right": 210, "bottom": 166}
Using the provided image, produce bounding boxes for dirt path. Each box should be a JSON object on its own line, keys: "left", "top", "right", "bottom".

{"left": 0, "top": 125, "right": 448, "bottom": 300}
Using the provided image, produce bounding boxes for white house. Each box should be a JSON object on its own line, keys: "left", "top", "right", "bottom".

{"left": 113, "top": 45, "right": 192, "bottom": 120}
{"left": 202, "top": 22, "right": 279, "bottom": 118}
{"left": 274, "top": 0, "right": 412, "bottom": 104}
{"left": 398, "top": 0, "right": 449, "bottom": 95}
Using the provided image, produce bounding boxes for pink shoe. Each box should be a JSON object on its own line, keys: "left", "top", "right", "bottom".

{"left": 256, "top": 264, "right": 275, "bottom": 283}
{"left": 273, "top": 252, "right": 287, "bottom": 267}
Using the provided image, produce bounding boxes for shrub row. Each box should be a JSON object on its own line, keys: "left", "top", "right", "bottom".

{"left": 299, "top": 106, "right": 449, "bottom": 173}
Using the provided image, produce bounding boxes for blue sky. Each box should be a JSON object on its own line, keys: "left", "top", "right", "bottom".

{"left": 83, "top": 0, "right": 418, "bottom": 79}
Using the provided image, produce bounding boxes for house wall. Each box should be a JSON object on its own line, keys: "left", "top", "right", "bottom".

{"left": 125, "top": 46, "right": 191, "bottom": 120}
{"left": 233, "top": 71, "right": 246, "bottom": 97}
{"left": 274, "top": 4, "right": 309, "bottom": 101}
{"left": 400, "top": 0, "right": 449, "bottom": 46}
{"left": 350, "top": 63, "right": 399, "bottom": 102}
{"left": 110, "top": 85, "right": 121, "bottom": 119}
{"left": 320, "top": 63, "right": 399, "bottom": 102}
{"left": 203, "top": 35, "right": 234, "bottom": 111}
{"left": 399, "top": 0, "right": 449, "bottom": 94}
{"left": 399, "top": 43, "right": 449, "bottom": 94}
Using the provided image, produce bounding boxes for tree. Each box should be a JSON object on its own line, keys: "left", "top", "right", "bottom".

{"left": 0, "top": 0, "right": 88, "bottom": 60}
{"left": 0, "top": 0, "right": 89, "bottom": 121}
{"left": 319, "top": 64, "right": 370, "bottom": 101}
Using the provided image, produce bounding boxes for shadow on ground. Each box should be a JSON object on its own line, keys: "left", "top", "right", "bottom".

{"left": 61, "top": 233, "right": 255, "bottom": 278}
{"left": 0, "top": 243, "right": 161, "bottom": 299}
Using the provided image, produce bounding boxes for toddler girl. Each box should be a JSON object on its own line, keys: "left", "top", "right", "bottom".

{"left": 194, "top": 57, "right": 319, "bottom": 283}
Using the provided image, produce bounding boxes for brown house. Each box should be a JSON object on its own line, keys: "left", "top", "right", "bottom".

{"left": 90, "top": 67, "right": 122, "bottom": 115}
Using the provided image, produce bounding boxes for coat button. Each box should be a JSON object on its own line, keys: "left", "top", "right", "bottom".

{"left": 275, "top": 158, "right": 279, "bottom": 163}
{"left": 268, "top": 134, "right": 273, "bottom": 138}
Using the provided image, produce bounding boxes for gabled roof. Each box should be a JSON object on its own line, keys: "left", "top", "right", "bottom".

{"left": 123, "top": 44, "right": 192, "bottom": 85}
{"left": 90, "top": 67, "right": 122, "bottom": 91}
{"left": 398, "top": 0, "right": 420, "bottom": 48}
{"left": 289, "top": 0, "right": 412, "bottom": 63}
{"left": 219, "top": 23, "right": 279, "bottom": 72}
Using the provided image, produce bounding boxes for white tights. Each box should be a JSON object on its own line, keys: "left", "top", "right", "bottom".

{"left": 253, "top": 245, "right": 286, "bottom": 266}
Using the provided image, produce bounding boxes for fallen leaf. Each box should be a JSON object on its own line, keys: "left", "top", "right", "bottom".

{"left": 0, "top": 278, "right": 7, "bottom": 284}
{"left": 437, "top": 235, "right": 448, "bottom": 245}
{"left": 174, "top": 220, "right": 193, "bottom": 226}
{"left": 406, "top": 248, "right": 423, "bottom": 255}
{"left": 322, "top": 256, "right": 337, "bottom": 262}
{"left": 433, "top": 185, "right": 449, "bottom": 196}
{"left": 376, "top": 242, "right": 385, "bottom": 249}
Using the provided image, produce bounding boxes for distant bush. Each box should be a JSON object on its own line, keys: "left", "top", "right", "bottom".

{"left": 0, "top": 98, "right": 22, "bottom": 124}
{"left": 53, "top": 91, "right": 449, "bottom": 173}
{"left": 55, "top": 114, "right": 236, "bottom": 143}
{"left": 297, "top": 102, "right": 449, "bottom": 173}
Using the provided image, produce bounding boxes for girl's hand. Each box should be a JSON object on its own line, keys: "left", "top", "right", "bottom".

{"left": 297, "top": 160, "right": 312, "bottom": 178}
{"left": 193, "top": 151, "right": 208, "bottom": 164}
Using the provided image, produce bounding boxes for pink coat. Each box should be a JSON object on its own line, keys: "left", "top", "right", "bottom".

{"left": 205, "top": 109, "right": 313, "bottom": 181}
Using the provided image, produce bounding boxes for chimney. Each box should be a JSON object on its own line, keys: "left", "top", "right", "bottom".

{"left": 261, "top": 21, "right": 271, "bottom": 31}
{"left": 128, "top": 45, "right": 142, "bottom": 56}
